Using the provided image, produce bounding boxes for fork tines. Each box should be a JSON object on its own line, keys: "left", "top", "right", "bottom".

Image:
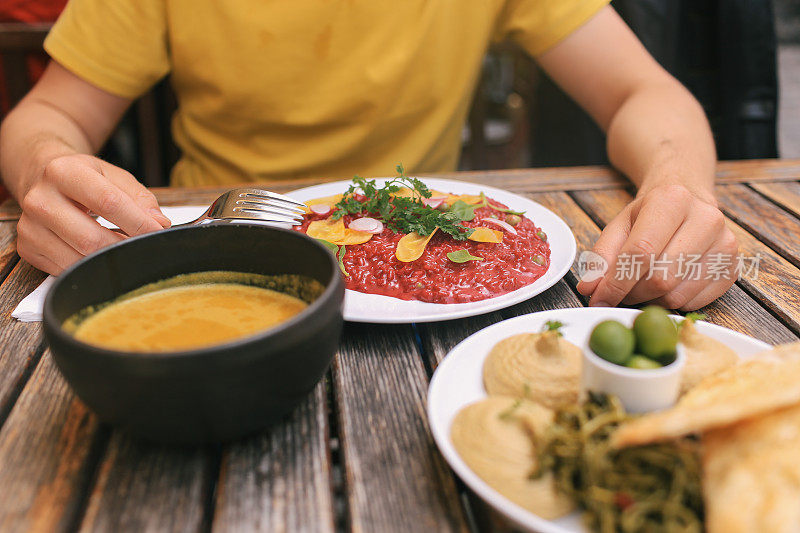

{"left": 237, "top": 188, "right": 308, "bottom": 212}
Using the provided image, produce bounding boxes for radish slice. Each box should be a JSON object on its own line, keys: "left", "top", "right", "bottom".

{"left": 349, "top": 217, "right": 384, "bottom": 234}
{"left": 483, "top": 217, "right": 518, "bottom": 235}
{"left": 310, "top": 203, "right": 332, "bottom": 216}
{"left": 422, "top": 196, "right": 447, "bottom": 209}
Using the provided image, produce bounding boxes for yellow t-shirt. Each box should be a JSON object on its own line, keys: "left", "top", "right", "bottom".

{"left": 44, "top": 0, "right": 608, "bottom": 187}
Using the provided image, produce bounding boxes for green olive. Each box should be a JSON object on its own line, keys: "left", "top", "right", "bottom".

{"left": 633, "top": 306, "right": 678, "bottom": 361}
{"left": 589, "top": 320, "right": 635, "bottom": 365}
{"left": 626, "top": 355, "right": 662, "bottom": 369}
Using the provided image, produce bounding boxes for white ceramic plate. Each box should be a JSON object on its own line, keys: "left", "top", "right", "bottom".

{"left": 286, "top": 178, "right": 577, "bottom": 323}
{"left": 427, "top": 307, "right": 771, "bottom": 533}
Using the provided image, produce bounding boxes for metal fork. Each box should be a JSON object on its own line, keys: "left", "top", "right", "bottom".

{"left": 172, "top": 188, "right": 308, "bottom": 227}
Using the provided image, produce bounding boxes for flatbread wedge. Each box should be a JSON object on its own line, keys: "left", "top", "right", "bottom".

{"left": 703, "top": 402, "right": 800, "bottom": 533}
{"left": 611, "top": 357, "right": 800, "bottom": 448}
{"left": 679, "top": 319, "right": 738, "bottom": 395}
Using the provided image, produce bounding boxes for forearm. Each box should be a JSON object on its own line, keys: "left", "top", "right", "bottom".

{"left": 0, "top": 99, "right": 94, "bottom": 200}
{"left": 606, "top": 81, "right": 717, "bottom": 204}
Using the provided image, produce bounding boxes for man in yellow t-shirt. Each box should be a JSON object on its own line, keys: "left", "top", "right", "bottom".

{"left": 0, "top": 1, "right": 738, "bottom": 310}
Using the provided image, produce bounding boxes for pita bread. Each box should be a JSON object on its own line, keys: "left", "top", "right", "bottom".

{"left": 612, "top": 358, "right": 800, "bottom": 448}
{"left": 679, "top": 320, "right": 738, "bottom": 395}
{"left": 703, "top": 402, "right": 800, "bottom": 533}
{"left": 483, "top": 331, "right": 581, "bottom": 409}
{"left": 450, "top": 396, "right": 574, "bottom": 519}
{"left": 752, "top": 342, "right": 800, "bottom": 362}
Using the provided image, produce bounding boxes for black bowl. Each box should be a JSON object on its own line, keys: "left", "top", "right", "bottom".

{"left": 43, "top": 224, "right": 344, "bottom": 444}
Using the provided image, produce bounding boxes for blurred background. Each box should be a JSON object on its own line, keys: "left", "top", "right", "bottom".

{"left": 0, "top": 0, "right": 797, "bottom": 187}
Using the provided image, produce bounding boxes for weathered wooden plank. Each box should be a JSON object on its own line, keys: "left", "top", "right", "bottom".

{"left": 528, "top": 191, "right": 605, "bottom": 297}
{"left": 0, "top": 261, "right": 47, "bottom": 424}
{"left": 78, "top": 436, "right": 210, "bottom": 533}
{"left": 0, "top": 352, "right": 104, "bottom": 533}
{"left": 212, "top": 381, "right": 335, "bottom": 533}
{"left": 716, "top": 183, "right": 800, "bottom": 269}
{"left": 570, "top": 188, "right": 800, "bottom": 341}
{"left": 333, "top": 323, "right": 469, "bottom": 533}
{"left": 749, "top": 180, "right": 800, "bottom": 219}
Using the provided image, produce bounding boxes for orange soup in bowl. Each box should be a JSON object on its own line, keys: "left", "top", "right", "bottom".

{"left": 65, "top": 271, "right": 322, "bottom": 352}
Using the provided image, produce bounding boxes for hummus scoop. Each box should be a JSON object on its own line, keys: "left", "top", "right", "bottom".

{"left": 483, "top": 331, "right": 582, "bottom": 409}
{"left": 450, "top": 396, "right": 573, "bottom": 519}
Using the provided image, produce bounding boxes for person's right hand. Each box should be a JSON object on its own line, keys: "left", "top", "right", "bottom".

{"left": 16, "top": 154, "right": 171, "bottom": 275}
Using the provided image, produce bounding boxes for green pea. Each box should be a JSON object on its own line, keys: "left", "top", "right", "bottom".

{"left": 505, "top": 214, "right": 522, "bottom": 226}
{"left": 626, "top": 355, "right": 662, "bottom": 369}
{"left": 536, "top": 230, "right": 547, "bottom": 241}
{"left": 633, "top": 306, "right": 678, "bottom": 361}
{"left": 532, "top": 254, "right": 545, "bottom": 265}
{"left": 589, "top": 320, "right": 635, "bottom": 365}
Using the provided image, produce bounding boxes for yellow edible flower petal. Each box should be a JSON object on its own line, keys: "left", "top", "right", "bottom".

{"left": 396, "top": 228, "right": 439, "bottom": 262}
{"left": 303, "top": 194, "right": 344, "bottom": 214}
{"left": 306, "top": 216, "right": 346, "bottom": 242}
{"left": 333, "top": 229, "right": 374, "bottom": 245}
{"left": 448, "top": 193, "right": 484, "bottom": 205}
{"left": 468, "top": 227, "right": 504, "bottom": 243}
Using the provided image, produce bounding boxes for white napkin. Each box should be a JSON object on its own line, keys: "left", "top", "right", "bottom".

{"left": 11, "top": 205, "right": 207, "bottom": 322}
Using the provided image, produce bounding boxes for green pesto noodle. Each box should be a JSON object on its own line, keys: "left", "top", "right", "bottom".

{"left": 533, "top": 393, "right": 704, "bottom": 533}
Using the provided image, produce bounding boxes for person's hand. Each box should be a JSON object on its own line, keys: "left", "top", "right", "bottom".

{"left": 16, "top": 154, "right": 171, "bottom": 275}
{"left": 576, "top": 183, "right": 738, "bottom": 311}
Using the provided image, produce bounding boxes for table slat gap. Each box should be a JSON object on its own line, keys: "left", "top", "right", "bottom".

{"left": 747, "top": 181, "right": 800, "bottom": 220}
{"left": 325, "top": 371, "right": 350, "bottom": 533}
{"left": 716, "top": 183, "right": 800, "bottom": 270}
{"left": 0, "top": 221, "right": 20, "bottom": 285}
{"left": 199, "top": 444, "right": 223, "bottom": 533}
{"left": 0, "top": 341, "right": 46, "bottom": 433}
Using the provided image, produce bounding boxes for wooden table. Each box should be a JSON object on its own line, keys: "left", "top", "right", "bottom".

{"left": 0, "top": 160, "right": 799, "bottom": 532}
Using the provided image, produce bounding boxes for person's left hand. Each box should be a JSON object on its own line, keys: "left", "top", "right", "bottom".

{"left": 576, "top": 183, "right": 739, "bottom": 311}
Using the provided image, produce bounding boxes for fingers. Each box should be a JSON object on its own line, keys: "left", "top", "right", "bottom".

{"left": 98, "top": 160, "right": 171, "bottom": 228}
{"left": 576, "top": 204, "right": 633, "bottom": 296}
{"left": 588, "top": 188, "right": 688, "bottom": 307}
{"left": 651, "top": 228, "right": 739, "bottom": 310}
{"left": 47, "top": 158, "right": 168, "bottom": 236}
{"left": 622, "top": 202, "right": 725, "bottom": 304}
{"left": 21, "top": 185, "right": 126, "bottom": 257}
{"left": 17, "top": 213, "right": 86, "bottom": 275}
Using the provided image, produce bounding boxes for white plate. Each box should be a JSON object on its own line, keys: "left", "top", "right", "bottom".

{"left": 427, "top": 307, "right": 771, "bottom": 533}
{"left": 286, "top": 178, "right": 577, "bottom": 323}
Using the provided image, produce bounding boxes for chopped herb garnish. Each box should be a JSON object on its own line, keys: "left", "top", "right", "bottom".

{"left": 336, "top": 245, "right": 349, "bottom": 277}
{"left": 448, "top": 200, "right": 476, "bottom": 221}
{"left": 544, "top": 320, "right": 564, "bottom": 335}
{"left": 498, "top": 398, "right": 523, "bottom": 420}
{"left": 679, "top": 312, "right": 707, "bottom": 330}
{"left": 315, "top": 238, "right": 349, "bottom": 277}
{"left": 446, "top": 249, "right": 484, "bottom": 263}
{"left": 478, "top": 192, "right": 525, "bottom": 216}
{"left": 684, "top": 312, "right": 706, "bottom": 323}
{"left": 332, "top": 164, "right": 474, "bottom": 240}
